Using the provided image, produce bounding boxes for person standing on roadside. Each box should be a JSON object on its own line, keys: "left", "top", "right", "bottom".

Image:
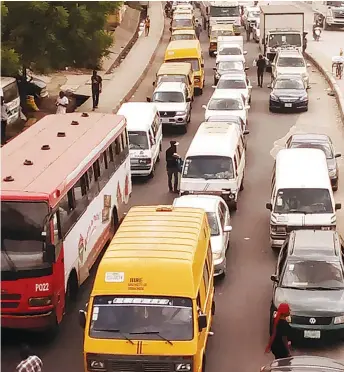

{"left": 246, "top": 23, "right": 253, "bottom": 41}
{"left": 91, "top": 70, "right": 102, "bottom": 111}
{"left": 166, "top": 140, "right": 180, "bottom": 193}
{"left": 1, "top": 96, "right": 8, "bottom": 145}
{"left": 55, "top": 91, "right": 69, "bottom": 114}
{"left": 254, "top": 54, "right": 267, "bottom": 87}
{"left": 265, "top": 303, "right": 292, "bottom": 360}
{"left": 195, "top": 19, "right": 202, "bottom": 39}
{"left": 16, "top": 344, "right": 43, "bottom": 372}
{"left": 145, "top": 15, "right": 151, "bottom": 36}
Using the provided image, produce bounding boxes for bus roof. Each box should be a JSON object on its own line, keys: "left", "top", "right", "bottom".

{"left": 118, "top": 102, "right": 157, "bottom": 132}
{"left": 186, "top": 122, "right": 241, "bottom": 158}
{"left": 172, "top": 29, "right": 196, "bottom": 35}
{"left": 275, "top": 148, "right": 330, "bottom": 190}
{"left": 165, "top": 40, "right": 201, "bottom": 59}
{"left": 1, "top": 113, "right": 126, "bottom": 204}
{"left": 93, "top": 205, "right": 210, "bottom": 297}
{"left": 158, "top": 62, "right": 193, "bottom": 75}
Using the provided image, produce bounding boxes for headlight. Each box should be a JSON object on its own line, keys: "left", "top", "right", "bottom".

{"left": 194, "top": 77, "right": 200, "bottom": 82}
{"left": 329, "top": 168, "right": 337, "bottom": 177}
{"left": 176, "top": 111, "right": 186, "bottom": 115}
{"left": 89, "top": 360, "right": 106, "bottom": 371}
{"left": 271, "top": 225, "right": 287, "bottom": 233}
{"left": 175, "top": 363, "right": 191, "bottom": 371}
{"left": 334, "top": 315, "right": 344, "bottom": 324}
{"left": 270, "top": 93, "right": 279, "bottom": 101}
{"left": 28, "top": 297, "right": 52, "bottom": 307}
{"left": 299, "top": 95, "right": 308, "bottom": 101}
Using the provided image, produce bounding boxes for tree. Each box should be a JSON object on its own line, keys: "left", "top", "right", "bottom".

{"left": 1, "top": 1, "right": 121, "bottom": 76}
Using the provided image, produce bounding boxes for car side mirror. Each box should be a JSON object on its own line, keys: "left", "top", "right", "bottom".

{"left": 198, "top": 313, "right": 207, "bottom": 331}
{"left": 245, "top": 67, "right": 249, "bottom": 71}
{"left": 186, "top": 97, "right": 191, "bottom": 102}
{"left": 44, "top": 243, "right": 56, "bottom": 263}
{"left": 245, "top": 105, "right": 250, "bottom": 110}
{"left": 169, "top": 27, "right": 172, "bottom": 32}
{"left": 214, "top": 51, "right": 218, "bottom": 55}
{"left": 202, "top": 104, "right": 207, "bottom": 109}
{"left": 212, "top": 85, "right": 216, "bottom": 88}
{"left": 270, "top": 274, "right": 279, "bottom": 283}
{"left": 307, "top": 63, "right": 311, "bottom": 67}
{"left": 201, "top": 63, "right": 205, "bottom": 68}
{"left": 146, "top": 96, "right": 151, "bottom": 102}
{"left": 335, "top": 153, "right": 341, "bottom": 158}
{"left": 213, "top": 67, "right": 217, "bottom": 71}
{"left": 306, "top": 86, "right": 311, "bottom": 90}
{"left": 244, "top": 51, "right": 248, "bottom": 55}
{"left": 267, "top": 84, "right": 272, "bottom": 89}
{"left": 152, "top": 81, "right": 156, "bottom": 87}
{"left": 79, "top": 310, "right": 86, "bottom": 329}
{"left": 244, "top": 130, "right": 250, "bottom": 135}
{"left": 266, "top": 202, "right": 272, "bottom": 210}
{"left": 335, "top": 203, "right": 341, "bottom": 210}
{"left": 224, "top": 226, "right": 232, "bottom": 233}
{"left": 247, "top": 85, "right": 252, "bottom": 89}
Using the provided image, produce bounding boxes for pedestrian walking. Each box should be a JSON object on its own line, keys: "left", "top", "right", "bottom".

{"left": 254, "top": 54, "right": 267, "bottom": 87}
{"left": 166, "top": 140, "right": 180, "bottom": 193}
{"left": 16, "top": 344, "right": 43, "bottom": 372}
{"left": 246, "top": 23, "right": 252, "bottom": 41}
{"left": 55, "top": 91, "right": 69, "bottom": 114}
{"left": 91, "top": 70, "right": 102, "bottom": 110}
{"left": 145, "top": 15, "right": 151, "bottom": 36}
{"left": 1, "top": 96, "right": 8, "bottom": 146}
{"left": 195, "top": 19, "right": 202, "bottom": 39}
{"left": 265, "top": 303, "right": 292, "bottom": 360}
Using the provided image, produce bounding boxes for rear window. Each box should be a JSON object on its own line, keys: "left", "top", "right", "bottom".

{"left": 2, "top": 81, "right": 19, "bottom": 103}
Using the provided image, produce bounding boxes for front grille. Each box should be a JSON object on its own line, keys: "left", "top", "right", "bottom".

{"left": 1, "top": 293, "right": 21, "bottom": 300}
{"left": 292, "top": 315, "right": 332, "bottom": 326}
{"left": 159, "top": 111, "right": 176, "bottom": 118}
{"left": 1, "top": 302, "right": 19, "bottom": 309}
{"left": 110, "top": 361, "right": 174, "bottom": 372}
{"left": 280, "top": 97, "right": 298, "bottom": 102}
{"left": 333, "top": 11, "right": 344, "bottom": 18}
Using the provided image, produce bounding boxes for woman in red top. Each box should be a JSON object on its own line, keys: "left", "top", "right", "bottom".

{"left": 265, "top": 303, "right": 292, "bottom": 359}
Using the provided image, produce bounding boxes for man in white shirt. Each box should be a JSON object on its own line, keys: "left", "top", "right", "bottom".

{"left": 1, "top": 96, "right": 8, "bottom": 145}
{"left": 56, "top": 91, "right": 69, "bottom": 114}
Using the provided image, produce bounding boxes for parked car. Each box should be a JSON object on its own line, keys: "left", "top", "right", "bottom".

{"left": 173, "top": 194, "right": 232, "bottom": 277}
{"left": 269, "top": 230, "right": 344, "bottom": 341}
{"left": 206, "top": 114, "right": 248, "bottom": 136}
{"left": 214, "top": 73, "right": 252, "bottom": 104}
{"left": 286, "top": 133, "right": 341, "bottom": 191}
{"left": 269, "top": 75, "right": 309, "bottom": 112}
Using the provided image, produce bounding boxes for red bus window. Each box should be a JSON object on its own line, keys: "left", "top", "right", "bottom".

{"left": 93, "top": 161, "right": 100, "bottom": 180}
{"left": 108, "top": 145, "right": 114, "bottom": 163}
{"left": 103, "top": 151, "right": 108, "bottom": 169}
{"left": 99, "top": 153, "right": 106, "bottom": 175}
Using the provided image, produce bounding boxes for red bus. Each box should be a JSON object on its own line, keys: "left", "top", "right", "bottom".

{"left": 1, "top": 112, "right": 132, "bottom": 332}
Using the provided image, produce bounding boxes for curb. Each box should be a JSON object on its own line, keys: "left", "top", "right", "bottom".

{"left": 112, "top": 4, "right": 166, "bottom": 113}
{"left": 304, "top": 51, "right": 344, "bottom": 124}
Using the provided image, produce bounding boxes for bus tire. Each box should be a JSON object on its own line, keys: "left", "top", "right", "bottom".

{"left": 65, "top": 270, "right": 78, "bottom": 313}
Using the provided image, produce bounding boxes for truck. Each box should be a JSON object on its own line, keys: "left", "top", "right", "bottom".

{"left": 207, "top": 1, "right": 242, "bottom": 36}
{"left": 312, "top": 1, "right": 344, "bottom": 30}
{"left": 259, "top": 5, "right": 305, "bottom": 68}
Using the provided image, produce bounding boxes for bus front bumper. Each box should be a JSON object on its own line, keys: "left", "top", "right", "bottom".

{"left": 1, "top": 309, "right": 56, "bottom": 331}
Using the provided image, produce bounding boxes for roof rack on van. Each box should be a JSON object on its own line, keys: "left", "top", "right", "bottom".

{"left": 156, "top": 206, "right": 174, "bottom": 212}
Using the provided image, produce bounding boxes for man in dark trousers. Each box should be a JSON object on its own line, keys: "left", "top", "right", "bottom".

{"left": 255, "top": 54, "right": 267, "bottom": 87}
{"left": 91, "top": 70, "right": 102, "bottom": 110}
{"left": 1, "top": 96, "right": 8, "bottom": 145}
{"left": 166, "top": 140, "right": 180, "bottom": 193}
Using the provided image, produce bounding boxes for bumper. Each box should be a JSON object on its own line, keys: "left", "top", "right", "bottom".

{"left": 194, "top": 78, "right": 203, "bottom": 90}
{"left": 130, "top": 167, "right": 152, "bottom": 176}
{"left": 214, "top": 256, "right": 226, "bottom": 276}
{"left": 270, "top": 99, "right": 308, "bottom": 111}
{"left": 1, "top": 309, "right": 56, "bottom": 331}
{"left": 161, "top": 116, "right": 188, "bottom": 126}
{"left": 290, "top": 323, "right": 344, "bottom": 342}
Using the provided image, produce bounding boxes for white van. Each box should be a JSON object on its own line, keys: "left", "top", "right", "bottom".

{"left": 266, "top": 148, "right": 341, "bottom": 249}
{"left": 117, "top": 102, "right": 162, "bottom": 177}
{"left": 180, "top": 121, "right": 247, "bottom": 210}
{"left": 1, "top": 77, "right": 21, "bottom": 126}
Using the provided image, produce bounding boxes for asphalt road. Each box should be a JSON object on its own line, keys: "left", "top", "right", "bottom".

{"left": 2, "top": 8, "right": 344, "bottom": 372}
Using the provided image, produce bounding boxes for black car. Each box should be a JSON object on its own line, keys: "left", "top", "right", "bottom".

{"left": 270, "top": 230, "right": 344, "bottom": 341}
{"left": 261, "top": 356, "right": 344, "bottom": 372}
{"left": 269, "top": 75, "right": 309, "bottom": 112}
{"left": 286, "top": 133, "right": 341, "bottom": 191}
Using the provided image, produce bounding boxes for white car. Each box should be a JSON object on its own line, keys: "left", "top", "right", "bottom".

{"left": 173, "top": 194, "right": 232, "bottom": 277}
{"left": 202, "top": 90, "right": 250, "bottom": 125}
{"left": 215, "top": 43, "right": 247, "bottom": 64}
{"left": 213, "top": 58, "right": 248, "bottom": 84}
{"left": 213, "top": 73, "right": 252, "bottom": 104}
{"left": 272, "top": 49, "right": 311, "bottom": 87}
{"left": 147, "top": 81, "right": 191, "bottom": 133}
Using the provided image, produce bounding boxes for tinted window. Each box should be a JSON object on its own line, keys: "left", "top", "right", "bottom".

{"left": 269, "top": 34, "right": 302, "bottom": 47}
{"left": 289, "top": 141, "right": 333, "bottom": 159}
{"left": 183, "top": 155, "right": 234, "bottom": 179}
{"left": 217, "top": 79, "right": 246, "bottom": 89}
{"left": 210, "top": 6, "right": 240, "bottom": 17}
{"left": 2, "top": 81, "right": 19, "bottom": 103}
{"left": 206, "top": 212, "right": 220, "bottom": 236}
{"left": 277, "top": 57, "right": 305, "bottom": 67}
{"left": 208, "top": 98, "right": 243, "bottom": 110}
{"left": 153, "top": 91, "right": 184, "bottom": 103}
{"left": 219, "top": 47, "right": 242, "bottom": 56}
{"left": 274, "top": 79, "right": 304, "bottom": 90}
{"left": 129, "top": 131, "right": 149, "bottom": 150}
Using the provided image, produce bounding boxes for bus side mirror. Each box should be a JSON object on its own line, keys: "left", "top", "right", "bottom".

{"left": 44, "top": 243, "right": 56, "bottom": 263}
{"left": 266, "top": 202, "right": 272, "bottom": 210}
{"left": 198, "top": 313, "right": 207, "bottom": 331}
{"left": 79, "top": 310, "right": 86, "bottom": 329}
{"left": 335, "top": 203, "right": 341, "bottom": 210}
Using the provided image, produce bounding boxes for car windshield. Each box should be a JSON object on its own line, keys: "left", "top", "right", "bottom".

{"left": 171, "top": 34, "right": 195, "bottom": 40}
{"left": 274, "top": 188, "right": 334, "bottom": 214}
{"left": 282, "top": 260, "right": 344, "bottom": 289}
{"left": 218, "top": 61, "right": 244, "bottom": 71}
{"left": 89, "top": 296, "right": 193, "bottom": 341}
{"left": 157, "top": 75, "right": 187, "bottom": 85}
{"left": 248, "top": 11, "right": 260, "bottom": 18}
{"left": 183, "top": 156, "right": 234, "bottom": 180}
{"left": 129, "top": 131, "right": 149, "bottom": 150}
{"left": 152, "top": 91, "right": 184, "bottom": 103}
{"left": 1, "top": 201, "right": 49, "bottom": 272}
{"left": 211, "top": 30, "right": 234, "bottom": 38}
{"left": 172, "top": 18, "right": 193, "bottom": 28}
{"left": 207, "top": 212, "right": 220, "bottom": 236}
{"left": 274, "top": 79, "right": 304, "bottom": 90}
{"left": 210, "top": 5, "right": 240, "bottom": 17}
{"left": 269, "top": 33, "right": 302, "bottom": 47}
{"left": 208, "top": 98, "right": 243, "bottom": 110}
{"left": 218, "top": 79, "right": 246, "bottom": 89}
{"left": 219, "top": 47, "right": 242, "bottom": 56}
{"left": 290, "top": 141, "right": 333, "bottom": 159}
{"left": 169, "top": 58, "right": 200, "bottom": 71}
{"left": 2, "top": 81, "right": 19, "bottom": 103}
{"left": 277, "top": 57, "right": 305, "bottom": 67}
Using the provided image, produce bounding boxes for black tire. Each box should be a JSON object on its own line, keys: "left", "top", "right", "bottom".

{"left": 231, "top": 201, "right": 237, "bottom": 211}
{"left": 214, "top": 78, "right": 217, "bottom": 86}
{"left": 202, "top": 355, "right": 206, "bottom": 372}
{"left": 156, "top": 153, "right": 160, "bottom": 162}
{"left": 181, "top": 124, "right": 187, "bottom": 134}
{"left": 65, "top": 273, "right": 78, "bottom": 314}
{"left": 240, "top": 176, "right": 244, "bottom": 191}
{"left": 333, "top": 183, "right": 338, "bottom": 192}
{"left": 199, "top": 88, "right": 203, "bottom": 95}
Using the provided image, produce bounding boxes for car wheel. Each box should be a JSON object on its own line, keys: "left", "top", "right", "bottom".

{"left": 269, "top": 106, "right": 274, "bottom": 113}
{"left": 199, "top": 88, "right": 203, "bottom": 95}
{"left": 156, "top": 152, "right": 160, "bottom": 162}
{"left": 333, "top": 183, "right": 338, "bottom": 192}
{"left": 304, "top": 106, "right": 308, "bottom": 112}
{"left": 219, "top": 259, "right": 227, "bottom": 278}
{"left": 240, "top": 175, "right": 244, "bottom": 191}
{"left": 181, "top": 125, "right": 187, "bottom": 134}
{"left": 249, "top": 97, "right": 251, "bottom": 104}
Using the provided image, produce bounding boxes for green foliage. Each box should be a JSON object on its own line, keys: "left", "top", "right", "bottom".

{"left": 1, "top": 1, "right": 122, "bottom": 75}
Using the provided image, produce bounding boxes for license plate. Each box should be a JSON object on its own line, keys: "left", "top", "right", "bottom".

{"left": 285, "top": 103, "right": 292, "bottom": 108}
{"left": 161, "top": 118, "right": 169, "bottom": 124}
{"left": 304, "top": 330, "right": 321, "bottom": 339}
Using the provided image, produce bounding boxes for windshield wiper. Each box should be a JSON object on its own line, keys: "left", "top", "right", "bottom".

{"left": 94, "top": 328, "right": 134, "bottom": 344}
{"left": 307, "top": 286, "right": 344, "bottom": 291}
{"left": 129, "top": 331, "right": 173, "bottom": 345}
{"left": 1, "top": 247, "right": 17, "bottom": 272}
{"left": 288, "top": 210, "right": 310, "bottom": 214}
{"left": 282, "top": 286, "right": 307, "bottom": 290}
